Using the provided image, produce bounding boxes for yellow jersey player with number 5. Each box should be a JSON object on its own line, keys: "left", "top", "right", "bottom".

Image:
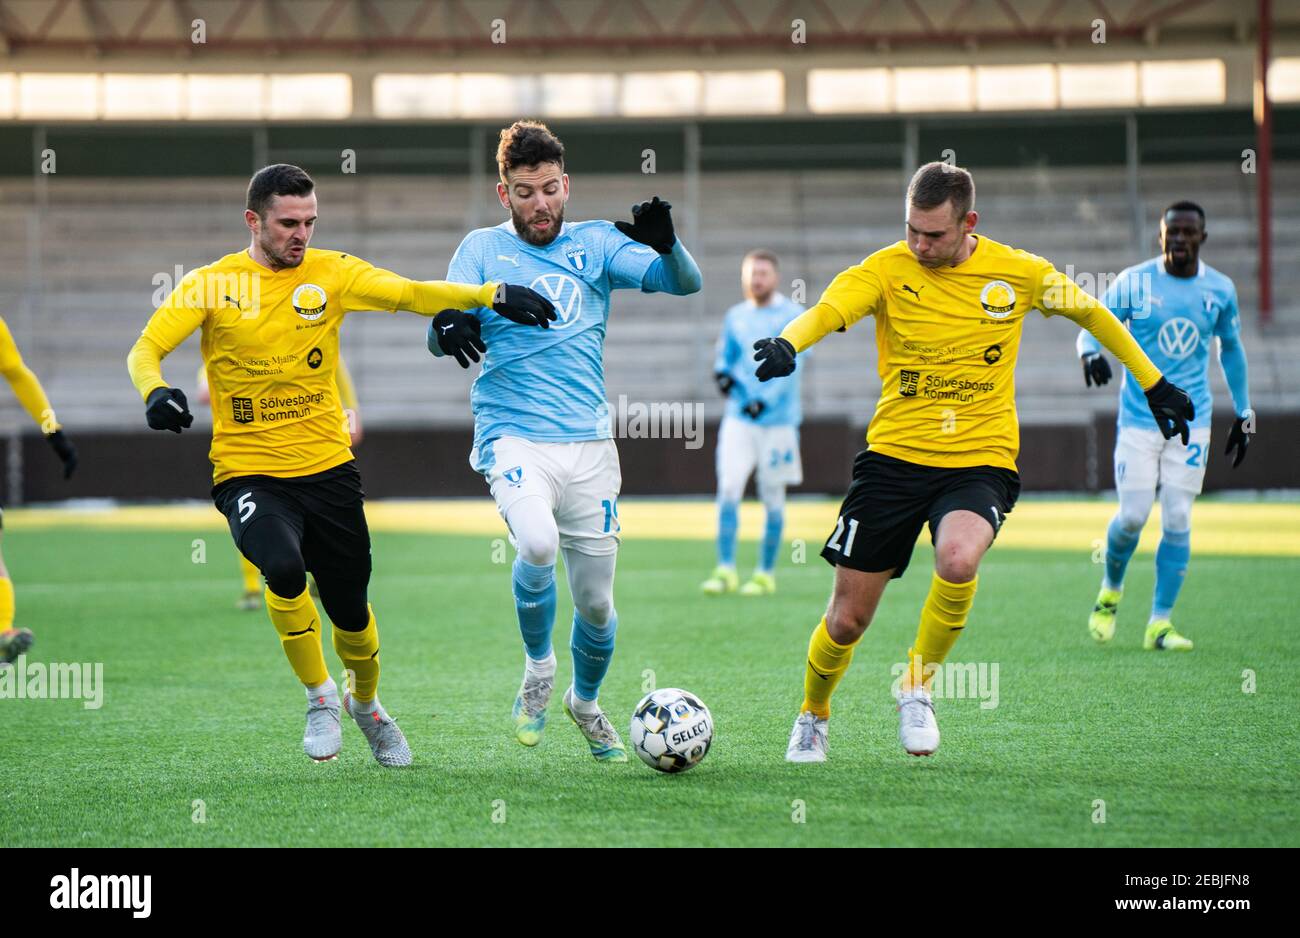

{"left": 127, "top": 163, "right": 556, "bottom": 766}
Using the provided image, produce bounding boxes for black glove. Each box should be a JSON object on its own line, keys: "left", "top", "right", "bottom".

{"left": 145, "top": 386, "right": 194, "bottom": 433}
{"left": 714, "top": 371, "right": 735, "bottom": 397}
{"left": 742, "top": 399, "right": 766, "bottom": 420}
{"left": 614, "top": 196, "right": 676, "bottom": 254}
{"left": 1224, "top": 411, "right": 1254, "bottom": 469}
{"left": 1144, "top": 377, "right": 1194, "bottom": 446}
{"left": 1082, "top": 353, "right": 1112, "bottom": 387}
{"left": 492, "top": 284, "right": 557, "bottom": 328}
{"left": 46, "top": 429, "right": 77, "bottom": 479}
{"left": 432, "top": 309, "right": 487, "bottom": 369}
{"left": 753, "top": 337, "right": 796, "bottom": 382}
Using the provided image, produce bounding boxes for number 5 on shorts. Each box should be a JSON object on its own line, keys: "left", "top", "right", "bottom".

{"left": 238, "top": 491, "right": 257, "bottom": 523}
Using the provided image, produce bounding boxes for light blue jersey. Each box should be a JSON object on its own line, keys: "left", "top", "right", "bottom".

{"left": 713, "top": 294, "right": 806, "bottom": 427}
{"left": 1079, "top": 258, "right": 1250, "bottom": 430}
{"left": 433, "top": 219, "right": 700, "bottom": 469}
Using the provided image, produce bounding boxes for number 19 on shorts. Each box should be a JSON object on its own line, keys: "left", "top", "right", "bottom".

{"left": 601, "top": 499, "right": 620, "bottom": 534}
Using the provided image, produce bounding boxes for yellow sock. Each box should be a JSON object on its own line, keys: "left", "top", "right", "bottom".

{"left": 0, "top": 577, "right": 14, "bottom": 631}
{"left": 903, "top": 573, "right": 978, "bottom": 691}
{"left": 801, "top": 617, "right": 858, "bottom": 718}
{"left": 265, "top": 586, "right": 328, "bottom": 687}
{"left": 239, "top": 554, "right": 261, "bottom": 594}
{"left": 332, "top": 606, "right": 380, "bottom": 703}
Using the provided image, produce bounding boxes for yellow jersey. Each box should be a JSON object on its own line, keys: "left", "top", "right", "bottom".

{"left": 128, "top": 248, "right": 496, "bottom": 484}
{"left": 781, "top": 236, "right": 1162, "bottom": 471}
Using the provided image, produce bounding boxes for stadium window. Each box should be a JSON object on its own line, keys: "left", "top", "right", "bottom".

{"left": 1140, "top": 59, "right": 1225, "bottom": 106}
{"left": 103, "top": 74, "right": 185, "bottom": 120}
{"left": 456, "top": 74, "right": 537, "bottom": 118}
{"left": 893, "top": 67, "right": 973, "bottom": 112}
{"left": 621, "top": 71, "right": 701, "bottom": 117}
{"left": 186, "top": 75, "right": 267, "bottom": 119}
{"left": 806, "top": 68, "right": 891, "bottom": 113}
{"left": 375, "top": 74, "right": 456, "bottom": 118}
{"left": 373, "top": 74, "right": 458, "bottom": 118}
{"left": 703, "top": 71, "right": 784, "bottom": 115}
{"left": 17, "top": 73, "right": 99, "bottom": 120}
{"left": 0, "top": 74, "right": 14, "bottom": 118}
{"left": 539, "top": 73, "right": 619, "bottom": 117}
{"left": 1058, "top": 62, "right": 1139, "bottom": 108}
{"left": 975, "top": 64, "right": 1056, "bottom": 110}
{"left": 268, "top": 74, "right": 351, "bottom": 119}
{"left": 1266, "top": 57, "right": 1300, "bottom": 102}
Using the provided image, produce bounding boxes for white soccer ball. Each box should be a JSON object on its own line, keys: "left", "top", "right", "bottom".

{"left": 630, "top": 688, "right": 713, "bottom": 774}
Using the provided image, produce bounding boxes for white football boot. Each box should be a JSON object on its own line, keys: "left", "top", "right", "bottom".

{"left": 303, "top": 680, "right": 342, "bottom": 762}
{"left": 344, "top": 694, "right": 412, "bottom": 767}
{"left": 896, "top": 685, "right": 939, "bottom": 756}
{"left": 785, "top": 711, "right": 828, "bottom": 763}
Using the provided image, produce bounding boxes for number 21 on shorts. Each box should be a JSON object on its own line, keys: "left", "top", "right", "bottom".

{"left": 826, "top": 514, "right": 859, "bottom": 556}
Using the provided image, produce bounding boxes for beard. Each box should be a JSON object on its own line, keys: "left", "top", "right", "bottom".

{"left": 260, "top": 235, "right": 304, "bottom": 270}
{"left": 511, "top": 203, "right": 564, "bottom": 247}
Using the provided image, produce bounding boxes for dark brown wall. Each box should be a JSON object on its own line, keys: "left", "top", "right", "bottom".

{"left": 14, "top": 411, "right": 1297, "bottom": 504}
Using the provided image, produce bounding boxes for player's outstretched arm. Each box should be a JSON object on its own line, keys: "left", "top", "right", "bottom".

{"left": 395, "top": 279, "right": 556, "bottom": 328}
{"left": 1040, "top": 269, "right": 1193, "bottom": 443}
{"left": 614, "top": 197, "right": 702, "bottom": 295}
{"left": 0, "top": 318, "right": 77, "bottom": 477}
{"left": 753, "top": 263, "right": 882, "bottom": 381}
{"left": 427, "top": 309, "right": 487, "bottom": 368}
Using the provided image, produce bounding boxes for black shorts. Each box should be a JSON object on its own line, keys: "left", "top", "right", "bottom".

{"left": 212, "top": 461, "right": 370, "bottom": 581}
{"left": 821, "top": 449, "right": 1020, "bottom": 579}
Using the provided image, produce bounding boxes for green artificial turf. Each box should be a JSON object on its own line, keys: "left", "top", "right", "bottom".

{"left": 2, "top": 520, "right": 1296, "bottom": 847}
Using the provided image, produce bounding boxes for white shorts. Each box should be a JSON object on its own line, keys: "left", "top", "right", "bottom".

{"left": 1114, "top": 426, "right": 1211, "bottom": 495}
{"left": 716, "top": 416, "right": 803, "bottom": 496}
{"left": 479, "top": 436, "right": 622, "bottom": 556}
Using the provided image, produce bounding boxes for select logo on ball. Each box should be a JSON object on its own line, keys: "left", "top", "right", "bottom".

{"left": 630, "top": 688, "right": 714, "bottom": 774}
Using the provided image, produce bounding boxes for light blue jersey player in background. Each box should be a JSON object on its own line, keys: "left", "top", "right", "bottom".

{"left": 428, "top": 120, "right": 702, "bottom": 760}
{"left": 701, "top": 249, "right": 806, "bottom": 597}
{"left": 1077, "top": 201, "right": 1254, "bottom": 651}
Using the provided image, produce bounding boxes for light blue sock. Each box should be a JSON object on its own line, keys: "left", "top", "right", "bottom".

{"left": 570, "top": 610, "right": 617, "bottom": 702}
{"left": 1104, "top": 515, "right": 1142, "bottom": 590}
{"left": 512, "top": 556, "right": 556, "bottom": 659}
{"left": 717, "top": 500, "right": 739, "bottom": 567}
{"left": 759, "top": 508, "right": 784, "bottom": 573}
{"left": 1152, "top": 529, "right": 1191, "bottom": 618}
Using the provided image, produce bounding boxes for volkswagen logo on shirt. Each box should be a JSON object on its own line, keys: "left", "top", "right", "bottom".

{"left": 530, "top": 273, "right": 583, "bottom": 330}
{"left": 1157, "top": 317, "right": 1200, "bottom": 360}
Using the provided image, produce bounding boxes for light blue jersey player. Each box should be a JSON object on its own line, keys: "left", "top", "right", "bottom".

{"left": 427, "top": 120, "right": 702, "bottom": 760}
{"left": 1076, "top": 201, "right": 1254, "bottom": 651}
{"left": 701, "top": 250, "right": 806, "bottom": 597}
